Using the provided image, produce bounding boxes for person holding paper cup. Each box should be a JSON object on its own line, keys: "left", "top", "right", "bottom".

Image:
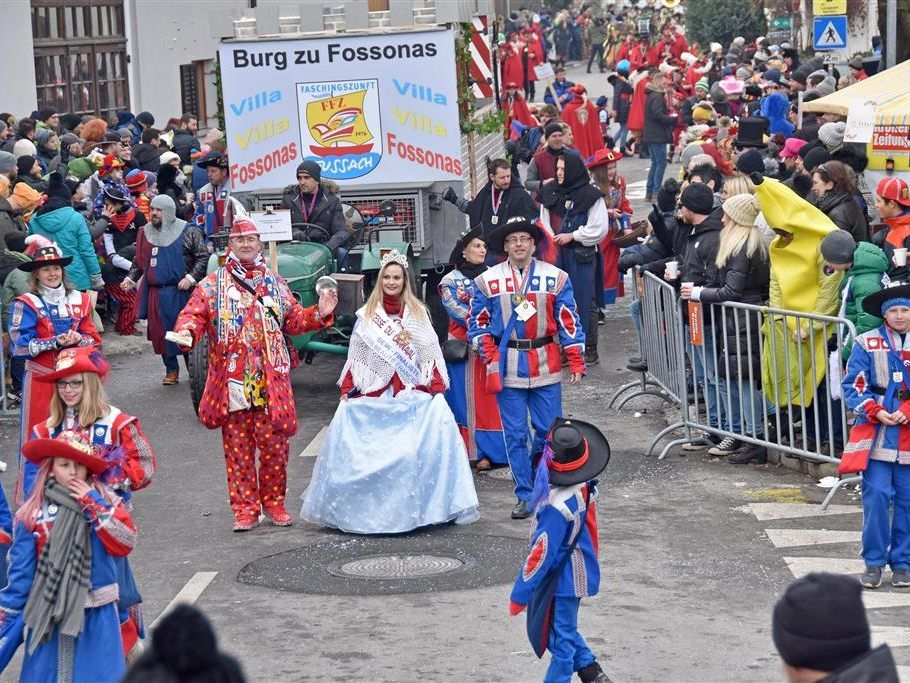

{"left": 679, "top": 194, "right": 771, "bottom": 462}
{"left": 671, "top": 183, "right": 726, "bottom": 448}
{"left": 171, "top": 217, "right": 337, "bottom": 532}
{"left": 121, "top": 194, "right": 208, "bottom": 385}
{"left": 875, "top": 177, "right": 910, "bottom": 283}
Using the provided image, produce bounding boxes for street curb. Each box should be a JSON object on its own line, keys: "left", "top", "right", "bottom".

{"left": 768, "top": 447, "right": 839, "bottom": 479}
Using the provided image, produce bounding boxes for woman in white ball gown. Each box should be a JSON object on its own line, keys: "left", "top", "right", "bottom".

{"left": 300, "top": 250, "right": 479, "bottom": 534}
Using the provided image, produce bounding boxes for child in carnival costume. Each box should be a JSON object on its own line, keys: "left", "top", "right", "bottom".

{"left": 88, "top": 151, "right": 134, "bottom": 219}
{"left": 841, "top": 281, "right": 910, "bottom": 590}
{"left": 29, "top": 345, "right": 155, "bottom": 659}
{"left": 124, "top": 169, "right": 152, "bottom": 222}
{"left": 8, "top": 238, "right": 102, "bottom": 503}
{"left": 510, "top": 418, "right": 612, "bottom": 683}
{"left": 0, "top": 432, "right": 137, "bottom": 681}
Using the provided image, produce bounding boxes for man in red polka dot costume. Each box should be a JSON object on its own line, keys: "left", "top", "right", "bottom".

{"left": 173, "top": 218, "right": 337, "bottom": 531}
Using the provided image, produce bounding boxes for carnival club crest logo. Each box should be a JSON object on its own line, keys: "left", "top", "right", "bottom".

{"left": 297, "top": 79, "right": 381, "bottom": 180}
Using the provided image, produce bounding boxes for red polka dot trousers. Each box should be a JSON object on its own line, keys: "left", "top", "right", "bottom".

{"left": 220, "top": 408, "right": 289, "bottom": 520}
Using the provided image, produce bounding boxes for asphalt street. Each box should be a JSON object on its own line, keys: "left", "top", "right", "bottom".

{"left": 1, "top": 62, "right": 906, "bottom": 682}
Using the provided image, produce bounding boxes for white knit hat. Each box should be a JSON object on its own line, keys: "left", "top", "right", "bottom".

{"left": 722, "top": 193, "right": 760, "bottom": 228}
{"left": 12, "top": 139, "right": 37, "bottom": 159}
{"left": 159, "top": 151, "right": 180, "bottom": 166}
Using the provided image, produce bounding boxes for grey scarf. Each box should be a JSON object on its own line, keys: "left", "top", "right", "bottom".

{"left": 23, "top": 479, "right": 92, "bottom": 653}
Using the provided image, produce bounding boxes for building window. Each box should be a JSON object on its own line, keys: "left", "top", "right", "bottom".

{"left": 31, "top": 0, "right": 129, "bottom": 121}
{"left": 368, "top": 0, "right": 390, "bottom": 10}
{"left": 180, "top": 61, "right": 209, "bottom": 124}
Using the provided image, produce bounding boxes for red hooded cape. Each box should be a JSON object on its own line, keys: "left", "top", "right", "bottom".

{"left": 562, "top": 98, "right": 605, "bottom": 160}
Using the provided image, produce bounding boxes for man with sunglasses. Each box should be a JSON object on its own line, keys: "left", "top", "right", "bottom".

{"left": 469, "top": 216, "right": 585, "bottom": 520}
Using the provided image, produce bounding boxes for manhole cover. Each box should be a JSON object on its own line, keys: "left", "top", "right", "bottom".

{"left": 238, "top": 532, "right": 528, "bottom": 595}
{"left": 487, "top": 467, "right": 513, "bottom": 481}
{"left": 331, "top": 554, "right": 464, "bottom": 579}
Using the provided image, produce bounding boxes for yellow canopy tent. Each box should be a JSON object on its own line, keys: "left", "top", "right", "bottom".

{"left": 803, "top": 59, "right": 910, "bottom": 171}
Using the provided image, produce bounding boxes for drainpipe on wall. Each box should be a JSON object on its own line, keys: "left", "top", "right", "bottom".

{"left": 125, "top": 0, "right": 141, "bottom": 112}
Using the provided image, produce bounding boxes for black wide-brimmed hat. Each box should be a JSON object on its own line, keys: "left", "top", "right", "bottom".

{"left": 198, "top": 153, "right": 229, "bottom": 170}
{"left": 546, "top": 418, "right": 611, "bottom": 487}
{"left": 488, "top": 216, "right": 545, "bottom": 255}
{"left": 862, "top": 281, "right": 910, "bottom": 317}
{"left": 18, "top": 244, "right": 73, "bottom": 272}
{"left": 448, "top": 226, "right": 487, "bottom": 267}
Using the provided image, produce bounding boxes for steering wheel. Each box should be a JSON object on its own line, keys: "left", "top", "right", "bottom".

{"left": 294, "top": 222, "right": 332, "bottom": 244}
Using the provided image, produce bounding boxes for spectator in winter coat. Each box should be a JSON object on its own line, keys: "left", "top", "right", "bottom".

{"left": 623, "top": 178, "right": 684, "bottom": 375}
{"left": 133, "top": 128, "right": 162, "bottom": 172}
{"left": 0, "top": 183, "right": 36, "bottom": 241}
{"left": 609, "top": 61, "right": 635, "bottom": 151}
{"left": 819, "top": 230, "right": 887, "bottom": 359}
{"left": 760, "top": 87, "right": 795, "bottom": 136}
{"left": 0, "top": 151, "right": 15, "bottom": 198}
{"left": 551, "top": 22, "right": 572, "bottom": 68}
{"left": 680, "top": 78, "right": 709, "bottom": 127}
{"left": 171, "top": 114, "right": 200, "bottom": 166}
{"left": 34, "top": 129, "right": 59, "bottom": 172}
{"left": 873, "top": 177, "right": 910, "bottom": 282}
{"left": 544, "top": 66, "right": 575, "bottom": 107}
{"left": 682, "top": 193, "right": 771, "bottom": 460}
{"left": 0, "top": 231, "right": 30, "bottom": 399}
{"left": 812, "top": 161, "right": 869, "bottom": 243}
{"left": 26, "top": 172, "right": 103, "bottom": 292}
{"left": 156, "top": 163, "right": 191, "bottom": 220}
{"left": 772, "top": 573, "right": 899, "bottom": 683}
{"left": 15, "top": 155, "right": 46, "bottom": 193}
{"left": 670, "top": 183, "right": 726, "bottom": 442}
{"left": 641, "top": 70, "right": 678, "bottom": 201}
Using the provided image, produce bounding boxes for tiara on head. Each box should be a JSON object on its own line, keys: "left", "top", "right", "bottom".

{"left": 380, "top": 249, "right": 409, "bottom": 270}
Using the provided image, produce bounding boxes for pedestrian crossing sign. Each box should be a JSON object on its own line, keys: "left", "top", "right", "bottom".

{"left": 813, "top": 15, "right": 847, "bottom": 50}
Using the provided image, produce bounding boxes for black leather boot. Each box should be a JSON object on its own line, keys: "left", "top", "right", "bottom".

{"left": 578, "top": 661, "right": 612, "bottom": 683}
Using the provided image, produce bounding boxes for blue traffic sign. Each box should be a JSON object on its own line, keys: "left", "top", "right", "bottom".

{"left": 813, "top": 15, "right": 847, "bottom": 50}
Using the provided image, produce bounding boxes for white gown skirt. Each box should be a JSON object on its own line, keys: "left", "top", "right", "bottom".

{"left": 300, "top": 390, "right": 480, "bottom": 534}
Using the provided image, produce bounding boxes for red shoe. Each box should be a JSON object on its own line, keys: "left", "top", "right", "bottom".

{"left": 262, "top": 505, "right": 293, "bottom": 527}
{"left": 232, "top": 515, "right": 260, "bottom": 532}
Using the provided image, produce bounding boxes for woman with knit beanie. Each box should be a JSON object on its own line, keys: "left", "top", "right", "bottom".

{"left": 680, "top": 193, "right": 771, "bottom": 462}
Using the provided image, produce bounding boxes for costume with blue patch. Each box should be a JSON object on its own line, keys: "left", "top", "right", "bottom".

{"left": 843, "top": 285, "right": 910, "bottom": 576}
{"left": 509, "top": 418, "right": 611, "bottom": 683}
{"left": 468, "top": 250, "right": 585, "bottom": 504}
{"left": 8, "top": 289, "right": 100, "bottom": 502}
{"left": 440, "top": 267, "right": 507, "bottom": 465}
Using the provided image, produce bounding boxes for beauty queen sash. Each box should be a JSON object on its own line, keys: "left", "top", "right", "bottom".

{"left": 357, "top": 308, "right": 424, "bottom": 388}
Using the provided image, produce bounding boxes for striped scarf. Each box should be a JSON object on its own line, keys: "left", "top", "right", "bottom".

{"left": 23, "top": 479, "right": 92, "bottom": 653}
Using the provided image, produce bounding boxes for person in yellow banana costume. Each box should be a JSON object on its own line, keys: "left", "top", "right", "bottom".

{"left": 752, "top": 175, "right": 843, "bottom": 420}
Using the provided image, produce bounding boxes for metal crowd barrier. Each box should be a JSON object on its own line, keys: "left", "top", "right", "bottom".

{"left": 611, "top": 270, "right": 860, "bottom": 509}
{"left": 608, "top": 270, "right": 689, "bottom": 410}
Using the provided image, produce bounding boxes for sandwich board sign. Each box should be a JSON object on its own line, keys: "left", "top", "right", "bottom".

{"left": 813, "top": 16, "right": 847, "bottom": 50}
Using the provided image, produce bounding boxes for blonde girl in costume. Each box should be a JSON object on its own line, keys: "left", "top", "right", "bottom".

{"left": 0, "top": 433, "right": 136, "bottom": 682}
